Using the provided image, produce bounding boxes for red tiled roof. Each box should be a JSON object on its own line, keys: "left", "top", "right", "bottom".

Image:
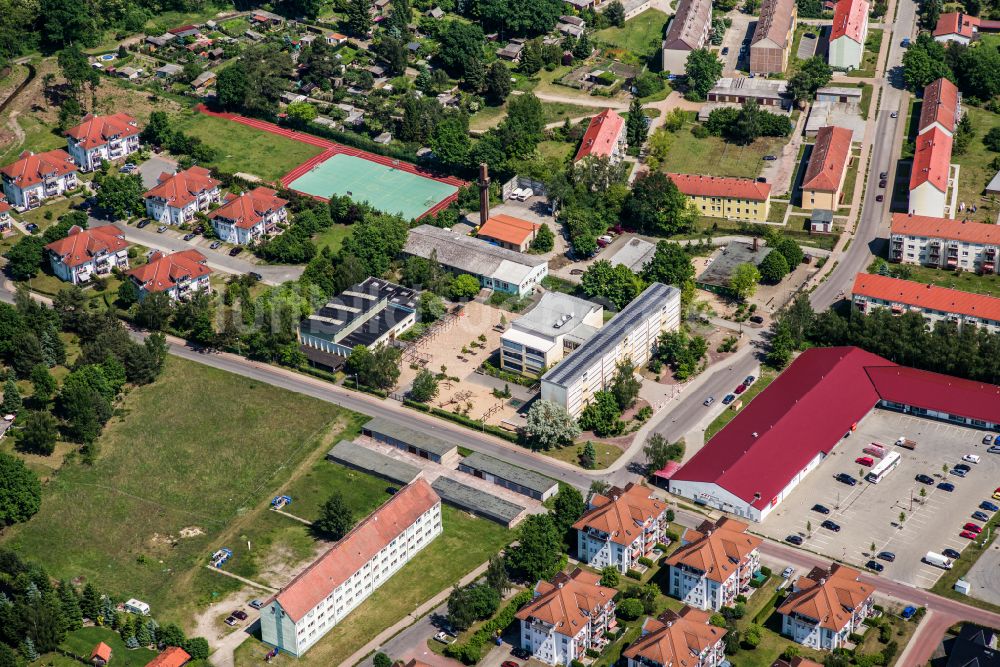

{"left": 909, "top": 126, "right": 952, "bottom": 193}
{"left": 852, "top": 272, "right": 1000, "bottom": 323}
{"left": 802, "top": 126, "right": 853, "bottom": 192}
{"left": 778, "top": 564, "right": 874, "bottom": 632}
{"left": 934, "top": 12, "right": 979, "bottom": 38}
{"left": 831, "top": 0, "right": 870, "bottom": 43}
{"left": 209, "top": 187, "right": 287, "bottom": 230}
{"left": 575, "top": 109, "right": 626, "bottom": 161}
{"left": 45, "top": 225, "right": 129, "bottom": 268}
{"left": 65, "top": 113, "right": 140, "bottom": 149}
{"left": 477, "top": 214, "right": 540, "bottom": 246}
{"left": 867, "top": 365, "right": 1000, "bottom": 425}
{"left": 1, "top": 149, "right": 77, "bottom": 188}
{"left": 515, "top": 569, "right": 616, "bottom": 636}
{"left": 143, "top": 166, "right": 220, "bottom": 209}
{"left": 623, "top": 608, "right": 726, "bottom": 664}
{"left": 128, "top": 249, "right": 211, "bottom": 293}
{"left": 91, "top": 642, "right": 112, "bottom": 662}
{"left": 666, "top": 517, "right": 761, "bottom": 583}
{"left": 571, "top": 482, "right": 666, "bottom": 545}
{"left": 918, "top": 78, "right": 960, "bottom": 135}
{"left": 272, "top": 478, "right": 440, "bottom": 622}
{"left": 891, "top": 212, "right": 1000, "bottom": 245}
{"left": 668, "top": 173, "right": 772, "bottom": 201}
{"left": 144, "top": 646, "right": 190, "bottom": 667}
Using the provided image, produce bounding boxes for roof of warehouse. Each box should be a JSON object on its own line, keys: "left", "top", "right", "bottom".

{"left": 866, "top": 365, "right": 1000, "bottom": 425}
{"left": 326, "top": 440, "right": 420, "bottom": 484}
{"left": 430, "top": 477, "right": 525, "bottom": 525}
{"left": 460, "top": 451, "right": 559, "bottom": 495}
{"left": 404, "top": 224, "right": 547, "bottom": 286}
{"left": 363, "top": 416, "right": 457, "bottom": 457}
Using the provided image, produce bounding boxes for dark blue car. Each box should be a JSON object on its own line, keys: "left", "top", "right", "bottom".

{"left": 982, "top": 501, "right": 1000, "bottom": 512}
{"left": 938, "top": 482, "right": 956, "bottom": 492}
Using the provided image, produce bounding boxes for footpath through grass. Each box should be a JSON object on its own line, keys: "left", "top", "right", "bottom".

{"left": 2, "top": 357, "right": 352, "bottom": 624}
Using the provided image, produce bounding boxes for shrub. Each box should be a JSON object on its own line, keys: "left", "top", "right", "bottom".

{"left": 710, "top": 613, "right": 727, "bottom": 627}
{"left": 780, "top": 645, "right": 800, "bottom": 660}
{"left": 600, "top": 566, "right": 620, "bottom": 587}
{"left": 848, "top": 632, "right": 865, "bottom": 644}
{"left": 444, "top": 590, "right": 534, "bottom": 665}
{"left": 654, "top": 542, "right": 669, "bottom": 551}
{"left": 759, "top": 566, "right": 772, "bottom": 578}
{"left": 691, "top": 124, "right": 709, "bottom": 138}
{"left": 571, "top": 661, "right": 586, "bottom": 667}
{"left": 585, "top": 648, "right": 601, "bottom": 658}
{"left": 638, "top": 556, "right": 655, "bottom": 568}
{"left": 665, "top": 509, "right": 675, "bottom": 522}
{"left": 625, "top": 569, "right": 642, "bottom": 580}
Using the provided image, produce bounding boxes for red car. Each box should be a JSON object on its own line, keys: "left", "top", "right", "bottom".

{"left": 734, "top": 384, "right": 747, "bottom": 394}
{"left": 964, "top": 522, "right": 983, "bottom": 534}
{"left": 501, "top": 662, "right": 519, "bottom": 667}
{"left": 961, "top": 530, "right": 978, "bottom": 539}
{"left": 855, "top": 456, "right": 874, "bottom": 466}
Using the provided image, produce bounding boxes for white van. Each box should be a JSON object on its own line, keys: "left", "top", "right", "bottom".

{"left": 963, "top": 454, "right": 982, "bottom": 464}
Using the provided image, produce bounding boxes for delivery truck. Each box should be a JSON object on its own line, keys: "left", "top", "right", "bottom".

{"left": 924, "top": 551, "right": 954, "bottom": 569}
{"left": 895, "top": 436, "right": 917, "bottom": 450}
{"left": 864, "top": 443, "right": 887, "bottom": 458}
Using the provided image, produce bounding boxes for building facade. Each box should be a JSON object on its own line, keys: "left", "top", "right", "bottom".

{"left": 909, "top": 78, "right": 960, "bottom": 218}
{"left": 623, "top": 607, "right": 727, "bottom": 667}
{"left": 661, "top": 0, "right": 712, "bottom": 73}
{"left": 127, "top": 249, "right": 212, "bottom": 301}
{"left": 828, "top": 0, "right": 870, "bottom": 70}
{"left": 852, "top": 272, "right": 1000, "bottom": 332}
{"left": 668, "top": 173, "right": 772, "bottom": 221}
{"left": 749, "top": 0, "right": 797, "bottom": 74}
{"left": 260, "top": 479, "right": 441, "bottom": 656}
{"left": 209, "top": 187, "right": 288, "bottom": 245}
{"left": 1, "top": 149, "right": 79, "bottom": 209}
{"left": 143, "top": 166, "right": 222, "bottom": 225}
{"left": 890, "top": 212, "right": 1000, "bottom": 273}
{"left": 573, "top": 483, "right": 668, "bottom": 573}
{"left": 500, "top": 292, "right": 603, "bottom": 377}
{"left": 800, "top": 126, "right": 853, "bottom": 211}
{"left": 46, "top": 225, "right": 130, "bottom": 284}
{"left": 65, "top": 113, "right": 142, "bottom": 172}
{"left": 516, "top": 569, "right": 617, "bottom": 666}
{"left": 541, "top": 283, "right": 680, "bottom": 417}
{"left": 665, "top": 518, "right": 762, "bottom": 610}
{"left": 574, "top": 110, "right": 628, "bottom": 164}
{"left": 778, "top": 564, "right": 876, "bottom": 650}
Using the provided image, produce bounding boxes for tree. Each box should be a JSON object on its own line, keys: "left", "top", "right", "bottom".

{"left": 314, "top": 492, "right": 353, "bottom": 540}
{"left": 285, "top": 101, "right": 318, "bottom": 127}
{"left": 447, "top": 583, "right": 500, "bottom": 630}
{"left": 901, "top": 36, "right": 952, "bottom": 92}
{"left": 4, "top": 236, "right": 46, "bottom": 280}
{"left": 626, "top": 97, "right": 649, "bottom": 150}
{"left": 14, "top": 411, "right": 58, "bottom": 456}
{"left": 743, "top": 623, "right": 763, "bottom": 649}
{"left": 485, "top": 61, "right": 512, "bottom": 104}
{"left": 57, "top": 44, "right": 98, "bottom": 98}
{"left": 578, "top": 391, "right": 624, "bottom": 437}
{"left": 610, "top": 359, "right": 641, "bottom": 411}
{"left": 580, "top": 260, "right": 645, "bottom": 310}
{"left": 506, "top": 513, "right": 563, "bottom": 580}
{"left": 551, "top": 486, "right": 585, "bottom": 538}
{"left": 643, "top": 433, "right": 684, "bottom": 472}
{"left": 580, "top": 440, "right": 597, "bottom": 469}
{"left": 524, "top": 400, "right": 581, "bottom": 449}
{"left": 520, "top": 40, "right": 543, "bottom": 75}
{"left": 158, "top": 624, "right": 185, "bottom": 647}
{"left": 573, "top": 32, "right": 592, "bottom": 59}
{"left": 216, "top": 64, "right": 250, "bottom": 111}
{"left": 417, "top": 292, "right": 447, "bottom": 323}
{"left": 600, "top": 566, "right": 620, "bottom": 587}
{"left": 758, "top": 250, "right": 790, "bottom": 283}
{"left": 773, "top": 236, "right": 804, "bottom": 268}
{"left": 0, "top": 378, "right": 20, "bottom": 414}
{"left": 135, "top": 292, "right": 174, "bottom": 331}
{"left": 30, "top": 364, "right": 56, "bottom": 403}
{"left": 471, "top": 0, "right": 564, "bottom": 35}
{"left": 606, "top": 0, "right": 626, "bottom": 26}
{"left": 43, "top": 0, "right": 97, "bottom": 49}
{"left": 95, "top": 173, "right": 144, "bottom": 219}
{"left": 788, "top": 56, "right": 832, "bottom": 102}
{"left": 634, "top": 71, "right": 665, "bottom": 98}
{"left": 346, "top": 0, "right": 373, "bottom": 35}
{"left": 437, "top": 21, "right": 486, "bottom": 79}
{"left": 624, "top": 172, "right": 696, "bottom": 236}
{"left": 642, "top": 241, "right": 694, "bottom": 287}
{"left": 0, "top": 452, "right": 41, "bottom": 526}
{"left": 985, "top": 127, "right": 1000, "bottom": 153}
{"left": 409, "top": 369, "right": 439, "bottom": 402}
{"left": 450, "top": 274, "right": 482, "bottom": 300}
{"left": 430, "top": 114, "right": 473, "bottom": 171}
{"left": 485, "top": 554, "right": 510, "bottom": 594}
{"left": 766, "top": 319, "right": 794, "bottom": 368}
{"left": 617, "top": 598, "right": 643, "bottom": 620}
{"left": 654, "top": 329, "right": 707, "bottom": 380}
{"left": 684, "top": 48, "right": 723, "bottom": 99}
{"left": 372, "top": 653, "right": 392, "bottom": 667}
{"left": 373, "top": 36, "right": 408, "bottom": 76}
{"left": 729, "top": 263, "right": 761, "bottom": 300}
{"left": 183, "top": 638, "right": 210, "bottom": 661}
{"left": 530, "top": 223, "right": 554, "bottom": 253}
{"left": 345, "top": 344, "right": 402, "bottom": 390}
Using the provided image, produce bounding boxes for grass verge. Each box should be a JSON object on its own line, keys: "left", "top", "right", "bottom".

{"left": 704, "top": 369, "right": 777, "bottom": 441}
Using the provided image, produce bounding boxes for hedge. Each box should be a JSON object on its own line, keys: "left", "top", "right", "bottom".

{"left": 445, "top": 590, "right": 533, "bottom": 664}
{"left": 403, "top": 399, "right": 519, "bottom": 442}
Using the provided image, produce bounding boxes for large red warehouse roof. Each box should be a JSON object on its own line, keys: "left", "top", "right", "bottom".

{"left": 866, "top": 366, "right": 1000, "bottom": 425}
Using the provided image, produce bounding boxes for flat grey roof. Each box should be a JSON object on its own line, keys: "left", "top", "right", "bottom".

{"left": 542, "top": 282, "right": 680, "bottom": 388}
{"left": 608, "top": 237, "right": 657, "bottom": 272}
{"left": 431, "top": 477, "right": 525, "bottom": 525}
{"left": 460, "top": 452, "right": 559, "bottom": 495}
{"left": 404, "top": 224, "right": 547, "bottom": 286}
{"left": 513, "top": 292, "right": 601, "bottom": 340}
{"left": 697, "top": 242, "right": 773, "bottom": 289}
{"left": 363, "top": 416, "right": 457, "bottom": 457}
{"left": 326, "top": 440, "right": 420, "bottom": 484}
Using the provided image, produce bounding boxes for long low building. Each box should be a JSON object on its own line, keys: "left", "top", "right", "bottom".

{"left": 889, "top": 212, "right": 1000, "bottom": 273}
{"left": 326, "top": 440, "right": 420, "bottom": 484}
{"left": 430, "top": 476, "right": 526, "bottom": 527}
{"left": 458, "top": 451, "right": 559, "bottom": 500}
{"left": 362, "top": 416, "right": 460, "bottom": 466}
{"left": 668, "top": 346, "right": 1000, "bottom": 521}
{"left": 541, "top": 283, "right": 681, "bottom": 417}
{"left": 851, "top": 272, "right": 1000, "bottom": 332}
{"left": 403, "top": 224, "right": 548, "bottom": 297}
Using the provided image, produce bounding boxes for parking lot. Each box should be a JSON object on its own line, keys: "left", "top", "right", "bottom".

{"left": 759, "top": 409, "right": 1000, "bottom": 588}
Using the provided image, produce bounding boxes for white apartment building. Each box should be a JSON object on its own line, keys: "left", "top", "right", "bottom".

{"left": 540, "top": 282, "right": 681, "bottom": 418}
{"left": 573, "top": 483, "right": 668, "bottom": 573}
{"left": 828, "top": 0, "right": 869, "bottom": 70}
{"left": 516, "top": 569, "right": 617, "bottom": 666}
{"left": 260, "top": 478, "right": 442, "bottom": 656}
{"left": 143, "top": 166, "right": 222, "bottom": 225}
{"left": 65, "top": 113, "right": 142, "bottom": 172}
{"left": 45, "top": 225, "right": 130, "bottom": 284}
{"left": 209, "top": 187, "right": 289, "bottom": 246}
{"left": 1, "top": 149, "right": 79, "bottom": 209}
{"left": 127, "top": 249, "right": 212, "bottom": 301}
{"left": 665, "top": 518, "right": 762, "bottom": 611}
{"left": 778, "top": 564, "right": 876, "bottom": 650}
{"left": 623, "top": 607, "right": 728, "bottom": 667}
{"left": 852, "top": 272, "right": 1000, "bottom": 333}
{"left": 500, "top": 292, "right": 603, "bottom": 377}
{"left": 890, "top": 212, "right": 1000, "bottom": 274}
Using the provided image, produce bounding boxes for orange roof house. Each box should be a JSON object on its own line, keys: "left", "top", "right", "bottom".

{"left": 574, "top": 109, "right": 627, "bottom": 162}
{"left": 477, "top": 213, "right": 541, "bottom": 252}
{"left": 777, "top": 563, "right": 875, "bottom": 648}
{"left": 852, "top": 273, "right": 1000, "bottom": 323}
{"left": 802, "top": 126, "right": 853, "bottom": 193}
{"left": 668, "top": 173, "right": 772, "bottom": 201}
{"left": 143, "top": 166, "right": 221, "bottom": 210}
{"left": 666, "top": 517, "right": 762, "bottom": 583}
{"left": 144, "top": 646, "right": 191, "bottom": 667}
{"left": 90, "top": 642, "right": 112, "bottom": 666}
{"left": 515, "top": 568, "right": 616, "bottom": 639}
{"left": 209, "top": 187, "right": 288, "bottom": 233}
{"left": 623, "top": 607, "right": 727, "bottom": 666}
{"left": 127, "top": 249, "right": 212, "bottom": 297}
{"left": 891, "top": 212, "right": 1000, "bottom": 246}
{"left": 572, "top": 483, "right": 666, "bottom": 547}
{"left": 831, "top": 0, "right": 869, "bottom": 43}
{"left": 909, "top": 127, "right": 952, "bottom": 194}
{"left": 1, "top": 150, "right": 78, "bottom": 207}
{"left": 65, "top": 113, "right": 140, "bottom": 150}
{"left": 46, "top": 225, "right": 129, "bottom": 269}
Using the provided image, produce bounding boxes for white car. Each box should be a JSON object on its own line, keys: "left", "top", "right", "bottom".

{"left": 963, "top": 454, "right": 982, "bottom": 464}
{"left": 509, "top": 187, "right": 525, "bottom": 201}
{"left": 781, "top": 566, "right": 794, "bottom": 579}
{"left": 517, "top": 188, "right": 534, "bottom": 201}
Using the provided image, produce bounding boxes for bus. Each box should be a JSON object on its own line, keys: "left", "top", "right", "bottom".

{"left": 865, "top": 451, "right": 901, "bottom": 484}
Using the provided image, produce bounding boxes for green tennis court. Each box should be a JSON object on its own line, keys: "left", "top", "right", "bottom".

{"left": 288, "top": 153, "right": 458, "bottom": 219}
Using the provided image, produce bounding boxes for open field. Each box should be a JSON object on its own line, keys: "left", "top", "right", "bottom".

{"left": 655, "top": 122, "right": 785, "bottom": 179}
{"left": 233, "top": 505, "right": 511, "bottom": 667}
{"left": 1, "top": 357, "right": 353, "bottom": 624}
{"left": 952, "top": 106, "right": 1000, "bottom": 221}
{"left": 60, "top": 627, "right": 157, "bottom": 667}
{"left": 594, "top": 9, "right": 669, "bottom": 61}
{"left": 311, "top": 222, "right": 353, "bottom": 253}
{"left": 173, "top": 112, "right": 325, "bottom": 182}
{"left": 542, "top": 440, "right": 625, "bottom": 469}
{"left": 470, "top": 100, "right": 607, "bottom": 132}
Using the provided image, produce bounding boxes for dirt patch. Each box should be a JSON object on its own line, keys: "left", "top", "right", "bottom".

{"left": 255, "top": 541, "right": 329, "bottom": 589}
{"left": 192, "top": 584, "right": 255, "bottom": 644}
{"left": 180, "top": 526, "right": 205, "bottom": 538}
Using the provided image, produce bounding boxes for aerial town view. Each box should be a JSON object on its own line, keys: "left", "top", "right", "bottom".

{"left": 5, "top": 0, "right": 1000, "bottom": 665}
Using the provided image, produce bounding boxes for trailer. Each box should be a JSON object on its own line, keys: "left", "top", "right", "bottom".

{"left": 210, "top": 548, "right": 233, "bottom": 568}
{"left": 864, "top": 443, "right": 887, "bottom": 458}
{"left": 895, "top": 436, "right": 917, "bottom": 450}
{"left": 923, "top": 551, "right": 953, "bottom": 569}
{"left": 270, "top": 495, "right": 292, "bottom": 510}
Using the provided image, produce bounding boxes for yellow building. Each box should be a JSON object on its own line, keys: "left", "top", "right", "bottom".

{"left": 800, "top": 126, "right": 853, "bottom": 211}
{"left": 668, "top": 173, "right": 772, "bottom": 221}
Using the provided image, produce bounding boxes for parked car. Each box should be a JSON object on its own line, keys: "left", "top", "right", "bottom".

{"left": 744, "top": 375, "right": 756, "bottom": 386}
{"left": 960, "top": 530, "right": 978, "bottom": 539}
{"left": 994, "top": 486, "right": 1000, "bottom": 500}
{"left": 786, "top": 534, "right": 803, "bottom": 545}
{"left": 210, "top": 241, "right": 221, "bottom": 249}
{"left": 951, "top": 468, "right": 967, "bottom": 478}
{"left": 821, "top": 520, "right": 841, "bottom": 532}
{"left": 836, "top": 473, "right": 858, "bottom": 486}
{"left": 781, "top": 566, "right": 794, "bottom": 578}
{"left": 224, "top": 617, "right": 237, "bottom": 627}
{"left": 982, "top": 501, "right": 1000, "bottom": 512}
{"left": 956, "top": 463, "right": 972, "bottom": 472}
{"left": 943, "top": 548, "right": 961, "bottom": 559}
{"left": 137, "top": 219, "right": 151, "bottom": 229}
{"left": 722, "top": 46, "right": 730, "bottom": 55}
{"left": 25, "top": 223, "right": 38, "bottom": 233}
{"left": 183, "top": 233, "right": 195, "bottom": 241}
{"left": 249, "top": 599, "right": 264, "bottom": 609}
{"left": 856, "top": 456, "right": 875, "bottom": 466}
{"left": 879, "top": 180, "right": 887, "bottom": 188}
{"left": 703, "top": 396, "right": 715, "bottom": 406}
{"left": 964, "top": 454, "right": 981, "bottom": 464}
{"left": 763, "top": 155, "right": 777, "bottom": 161}
{"left": 249, "top": 272, "right": 263, "bottom": 281}
{"left": 749, "top": 315, "right": 764, "bottom": 324}
{"left": 973, "top": 511, "right": 990, "bottom": 522}
{"left": 876, "top": 194, "right": 884, "bottom": 201}
{"left": 193, "top": 225, "right": 205, "bottom": 234}
{"left": 880, "top": 171, "right": 888, "bottom": 180}
{"left": 501, "top": 662, "right": 519, "bottom": 667}
{"left": 984, "top": 434, "right": 995, "bottom": 445}
{"left": 232, "top": 610, "right": 248, "bottom": 621}
{"left": 989, "top": 445, "right": 1000, "bottom": 454}
{"left": 866, "top": 560, "right": 884, "bottom": 572}
{"left": 511, "top": 648, "right": 530, "bottom": 660}
{"left": 734, "top": 384, "right": 747, "bottom": 394}
{"left": 229, "top": 247, "right": 243, "bottom": 256}
{"left": 890, "top": 111, "right": 898, "bottom": 118}
{"left": 915, "top": 473, "right": 934, "bottom": 485}
{"left": 805, "top": 32, "right": 817, "bottom": 38}
{"left": 877, "top": 551, "right": 896, "bottom": 562}
{"left": 812, "top": 504, "right": 831, "bottom": 514}
{"left": 722, "top": 394, "right": 736, "bottom": 405}
{"left": 964, "top": 522, "right": 983, "bottom": 534}
{"left": 939, "top": 482, "right": 956, "bottom": 492}
{"left": 157, "top": 225, "right": 167, "bottom": 233}
{"left": 433, "top": 632, "right": 454, "bottom": 645}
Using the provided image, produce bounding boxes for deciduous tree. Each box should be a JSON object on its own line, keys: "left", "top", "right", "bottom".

{"left": 314, "top": 492, "right": 353, "bottom": 540}
{"left": 578, "top": 391, "right": 624, "bottom": 436}
{"left": 684, "top": 48, "right": 723, "bottom": 100}
{"left": 506, "top": 513, "right": 563, "bottom": 580}
{"left": 409, "top": 369, "right": 439, "bottom": 402}
{"left": 524, "top": 400, "right": 580, "bottom": 449}
{"left": 0, "top": 452, "right": 41, "bottom": 526}
{"left": 729, "top": 263, "right": 761, "bottom": 300}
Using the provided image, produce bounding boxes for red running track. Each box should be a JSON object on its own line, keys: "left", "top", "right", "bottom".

{"left": 196, "top": 104, "right": 466, "bottom": 219}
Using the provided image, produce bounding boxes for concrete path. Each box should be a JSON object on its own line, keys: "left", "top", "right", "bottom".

{"left": 204, "top": 566, "right": 278, "bottom": 593}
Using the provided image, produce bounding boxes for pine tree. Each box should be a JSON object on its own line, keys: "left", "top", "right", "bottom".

{"left": 136, "top": 620, "right": 152, "bottom": 646}
{"left": 58, "top": 580, "right": 83, "bottom": 630}
{"left": 626, "top": 97, "right": 648, "bottom": 150}
{"left": 125, "top": 636, "right": 140, "bottom": 649}
{"left": 99, "top": 595, "right": 115, "bottom": 626}
{"left": 80, "top": 583, "right": 100, "bottom": 621}
{"left": 20, "top": 637, "right": 38, "bottom": 662}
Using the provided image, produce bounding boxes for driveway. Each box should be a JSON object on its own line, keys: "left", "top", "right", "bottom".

{"left": 138, "top": 155, "right": 178, "bottom": 189}
{"left": 720, "top": 11, "right": 755, "bottom": 75}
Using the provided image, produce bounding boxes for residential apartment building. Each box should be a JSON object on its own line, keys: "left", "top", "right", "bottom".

{"left": 0, "top": 198, "right": 11, "bottom": 234}
{"left": 574, "top": 110, "right": 628, "bottom": 164}
{"left": 477, "top": 214, "right": 542, "bottom": 252}
{"left": 623, "top": 607, "right": 727, "bottom": 667}
{"left": 661, "top": 0, "right": 712, "bottom": 73}
{"left": 540, "top": 283, "right": 680, "bottom": 417}
{"left": 910, "top": 78, "right": 960, "bottom": 217}
{"left": 500, "top": 292, "right": 603, "bottom": 377}
{"left": 778, "top": 564, "right": 876, "bottom": 650}
{"left": 573, "top": 483, "right": 669, "bottom": 573}
{"left": 749, "top": 0, "right": 797, "bottom": 74}
{"left": 46, "top": 225, "right": 130, "bottom": 284}
{"left": 851, "top": 272, "right": 1000, "bottom": 332}
{"left": 65, "top": 113, "right": 142, "bottom": 172}
{"left": 209, "top": 187, "right": 288, "bottom": 246}
{"left": 1, "top": 149, "right": 78, "bottom": 210}
{"left": 919, "top": 78, "right": 961, "bottom": 137}
{"left": 143, "top": 166, "right": 222, "bottom": 225}
{"left": 127, "top": 250, "right": 212, "bottom": 301}
{"left": 890, "top": 212, "right": 1000, "bottom": 273}
{"left": 260, "top": 478, "right": 442, "bottom": 656}
{"left": 665, "top": 518, "right": 762, "bottom": 611}
{"left": 828, "top": 0, "right": 870, "bottom": 70}
{"left": 800, "top": 126, "right": 853, "bottom": 211}
{"left": 668, "top": 173, "right": 772, "bottom": 221}
{"left": 516, "top": 568, "right": 617, "bottom": 666}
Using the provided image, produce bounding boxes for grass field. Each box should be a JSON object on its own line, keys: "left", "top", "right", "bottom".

{"left": 312, "top": 223, "right": 353, "bottom": 253}
{"left": 542, "top": 440, "right": 624, "bottom": 469}
{"left": 233, "top": 505, "right": 510, "bottom": 667}
{"left": 901, "top": 263, "right": 1000, "bottom": 297}
{"left": 2, "top": 357, "right": 355, "bottom": 624}
{"left": 0, "top": 112, "right": 68, "bottom": 166}
{"left": 470, "top": 100, "right": 607, "bottom": 131}
{"left": 594, "top": 9, "right": 669, "bottom": 61}
{"left": 173, "top": 113, "right": 325, "bottom": 182}
{"left": 538, "top": 140, "right": 576, "bottom": 162}
{"left": 655, "top": 122, "right": 784, "bottom": 179}
{"left": 953, "top": 106, "right": 1000, "bottom": 220}
{"left": 60, "top": 627, "right": 157, "bottom": 667}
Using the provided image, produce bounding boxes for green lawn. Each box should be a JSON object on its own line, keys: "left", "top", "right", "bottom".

{"left": 59, "top": 627, "right": 157, "bottom": 667}
{"left": 541, "top": 440, "right": 624, "bottom": 469}
{"left": 312, "top": 223, "right": 353, "bottom": 253}
{"left": 0, "top": 111, "right": 68, "bottom": 166}
{"left": 471, "top": 100, "right": 606, "bottom": 131}
{"left": 704, "top": 369, "right": 777, "bottom": 441}
{"left": 233, "top": 505, "right": 511, "bottom": 667}
{"left": 897, "top": 263, "right": 1000, "bottom": 297}
{"left": 1, "top": 357, "right": 355, "bottom": 624}
{"left": 848, "top": 28, "right": 883, "bottom": 77}
{"left": 655, "top": 123, "right": 786, "bottom": 179}
{"left": 594, "top": 9, "right": 669, "bottom": 61}
{"left": 173, "top": 112, "right": 325, "bottom": 182}
{"left": 280, "top": 458, "right": 391, "bottom": 523}
{"left": 953, "top": 106, "right": 1000, "bottom": 221}
{"left": 538, "top": 140, "right": 576, "bottom": 162}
